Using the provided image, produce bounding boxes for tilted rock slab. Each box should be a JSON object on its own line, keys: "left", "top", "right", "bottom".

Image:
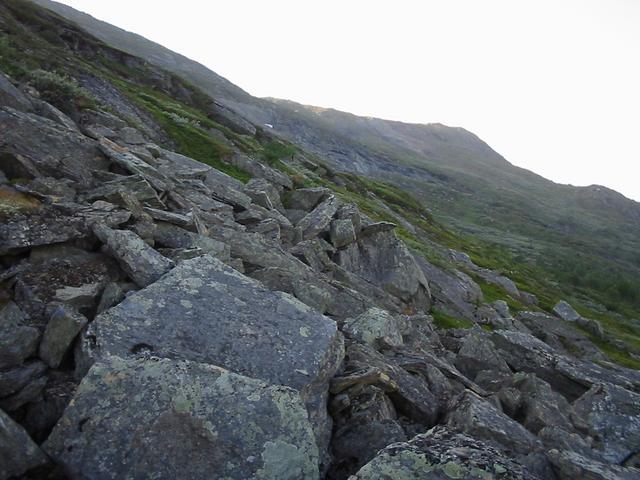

{"left": 89, "top": 254, "right": 344, "bottom": 456}
{"left": 44, "top": 356, "right": 319, "bottom": 480}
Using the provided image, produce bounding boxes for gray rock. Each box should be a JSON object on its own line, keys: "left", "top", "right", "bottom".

{"left": 547, "top": 449, "right": 640, "bottom": 480}
{"left": 446, "top": 390, "right": 541, "bottom": 454}
{"left": 0, "top": 360, "right": 47, "bottom": 397}
{"left": 83, "top": 174, "right": 165, "bottom": 210}
{"left": 297, "top": 194, "right": 340, "bottom": 239}
{"left": 89, "top": 255, "right": 343, "bottom": 457}
{"left": 490, "top": 330, "right": 639, "bottom": 401}
{"left": 0, "top": 407, "right": 48, "bottom": 479}
{"left": 414, "top": 255, "right": 483, "bottom": 321}
{"left": 351, "top": 425, "right": 541, "bottom": 480}
{"left": 343, "top": 307, "right": 404, "bottom": 349}
{"left": 573, "top": 383, "right": 640, "bottom": 464}
{"left": 454, "top": 332, "right": 511, "bottom": 380}
{"left": 155, "top": 148, "right": 211, "bottom": 179}
{"left": 143, "top": 207, "right": 194, "bottom": 229}
{"left": 335, "top": 203, "right": 362, "bottom": 233}
{"left": 244, "top": 178, "right": 284, "bottom": 212}
{"left": 53, "top": 283, "right": 104, "bottom": 311}
{"left": 286, "top": 187, "right": 330, "bottom": 211}
{"left": 44, "top": 356, "right": 320, "bottom": 480}
{"left": 337, "top": 229, "right": 430, "bottom": 308}
{"left": 553, "top": 300, "right": 581, "bottom": 322}
{"left": 0, "top": 302, "right": 40, "bottom": 369}
{"left": 93, "top": 223, "right": 174, "bottom": 287}
{"left": 0, "top": 72, "right": 33, "bottom": 112}
{"left": 39, "top": 306, "right": 88, "bottom": 369}
{"left": 358, "top": 221, "right": 396, "bottom": 238}
{"left": 118, "top": 126, "right": 146, "bottom": 145}
{"left": 330, "top": 219, "right": 356, "bottom": 248}
{"left": 228, "top": 153, "right": 292, "bottom": 189}
{"left": 0, "top": 375, "right": 47, "bottom": 412}
{"left": 153, "top": 221, "right": 229, "bottom": 263}
{"left": 203, "top": 168, "right": 252, "bottom": 210}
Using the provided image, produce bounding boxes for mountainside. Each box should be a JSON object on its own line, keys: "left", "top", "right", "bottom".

{"left": 1, "top": 1, "right": 640, "bottom": 479}
{"left": 31, "top": 0, "right": 640, "bottom": 323}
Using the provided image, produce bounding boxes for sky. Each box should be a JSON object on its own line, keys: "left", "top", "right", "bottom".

{"left": 56, "top": 0, "right": 640, "bottom": 201}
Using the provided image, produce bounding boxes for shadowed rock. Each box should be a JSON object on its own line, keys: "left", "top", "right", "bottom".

{"left": 1, "top": 407, "right": 48, "bottom": 479}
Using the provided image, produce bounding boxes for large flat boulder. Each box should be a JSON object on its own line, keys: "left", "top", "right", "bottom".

{"left": 44, "top": 356, "right": 319, "bottom": 480}
{"left": 89, "top": 254, "right": 343, "bottom": 455}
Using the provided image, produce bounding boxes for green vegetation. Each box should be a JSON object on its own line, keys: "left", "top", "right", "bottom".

{"left": 432, "top": 309, "right": 474, "bottom": 330}
{"left": 262, "top": 141, "right": 297, "bottom": 166}
{"left": 28, "top": 69, "right": 96, "bottom": 113}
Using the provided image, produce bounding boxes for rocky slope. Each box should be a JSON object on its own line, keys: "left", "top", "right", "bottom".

{"left": 1, "top": 1, "right": 640, "bottom": 479}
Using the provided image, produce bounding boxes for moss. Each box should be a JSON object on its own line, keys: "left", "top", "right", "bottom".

{"left": 0, "top": 186, "right": 41, "bottom": 218}
{"left": 262, "top": 141, "right": 297, "bottom": 166}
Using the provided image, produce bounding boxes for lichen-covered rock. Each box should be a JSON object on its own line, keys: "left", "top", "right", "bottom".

{"left": 244, "top": 178, "right": 285, "bottom": 212}
{"left": 446, "top": 391, "right": 541, "bottom": 455}
{"left": 0, "top": 407, "right": 48, "bottom": 479}
{"left": 547, "top": 449, "right": 640, "bottom": 480}
{"left": 454, "top": 332, "right": 511, "bottom": 380}
{"left": 39, "top": 306, "right": 88, "bottom": 368}
{"left": 0, "top": 302, "right": 40, "bottom": 369}
{"left": 89, "top": 254, "right": 343, "bottom": 457}
{"left": 44, "top": 356, "right": 320, "bottom": 480}
{"left": 330, "top": 219, "right": 356, "bottom": 248}
{"left": 287, "top": 187, "right": 330, "bottom": 211}
{"left": 553, "top": 300, "right": 581, "bottom": 322}
{"left": 92, "top": 223, "right": 174, "bottom": 287}
{"left": 350, "top": 425, "right": 541, "bottom": 480}
{"left": 572, "top": 383, "right": 640, "bottom": 464}
{"left": 343, "top": 307, "right": 404, "bottom": 349}
{"left": 153, "top": 221, "right": 230, "bottom": 263}
{"left": 297, "top": 194, "right": 340, "bottom": 239}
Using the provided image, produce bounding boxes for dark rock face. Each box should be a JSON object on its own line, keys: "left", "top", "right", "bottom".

{"left": 90, "top": 254, "right": 344, "bottom": 456}
{"left": 351, "top": 426, "right": 542, "bottom": 479}
{"left": 44, "top": 356, "right": 320, "bottom": 480}
{"left": 0, "top": 408, "right": 48, "bottom": 479}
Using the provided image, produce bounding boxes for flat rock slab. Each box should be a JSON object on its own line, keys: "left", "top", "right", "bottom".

{"left": 91, "top": 254, "right": 343, "bottom": 451}
{"left": 44, "top": 356, "right": 319, "bottom": 480}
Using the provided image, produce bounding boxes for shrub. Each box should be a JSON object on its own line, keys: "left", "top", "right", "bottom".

{"left": 29, "top": 69, "right": 96, "bottom": 113}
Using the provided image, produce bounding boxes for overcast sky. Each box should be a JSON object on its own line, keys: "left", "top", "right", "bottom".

{"left": 57, "top": 0, "right": 640, "bottom": 201}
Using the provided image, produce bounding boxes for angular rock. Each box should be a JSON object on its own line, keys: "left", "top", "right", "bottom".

{"left": 286, "top": 187, "right": 329, "bottom": 211}
{"left": 53, "top": 283, "right": 104, "bottom": 311}
{"left": 547, "top": 449, "right": 640, "bottom": 480}
{"left": 244, "top": 177, "right": 284, "bottom": 212}
{"left": 44, "top": 356, "right": 320, "bottom": 480}
{"left": 89, "top": 255, "right": 343, "bottom": 456}
{"left": 93, "top": 223, "right": 174, "bottom": 287}
{"left": 0, "top": 360, "right": 47, "bottom": 398}
{"left": 330, "top": 219, "right": 356, "bottom": 248}
{"left": 0, "top": 374, "right": 47, "bottom": 412}
{"left": 573, "top": 383, "right": 640, "bottom": 464}
{"left": 454, "top": 331, "right": 511, "bottom": 380}
{"left": 335, "top": 203, "right": 362, "bottom": 233}
{"left": 297, "top": 194, "right": 339, "bottom": 239}
{"left": 352, "top": 426, "right": 541, "bottom": 480}
{"left": 446, "top": 391, "right": 541, "bottom": 455}
{"left": 39, "top": 306, "right": 88, "bottom": 369}
{"left": 0, "top": 302, "right": 39, "bottom": 369}
{"left": 0, "top": 408, "right": 48, "bottom": 479}
{"left": 343, "top": 307, "right": 404, "bottom": 349}
{"left": 490, "top": 330, "right": 639, "bottom": 401}
{"left": 228, "top": 153, "right": 292, "bottom": 189}
{"left": 153, "top": 221, "right": 229, "bottom": 263}
{"left": 83, "top": 174, "right": 165, "bottom": 209}
{"left": 143, "top": 207, "right": 194, "bottom": 229}
{"left": 358, "top": 221, "right": 396, "bottom": 238}
{"left": 0, "top": 72, "right": 33, "bottom": 112}
{"left": 553, "top": 300, "right": 581, "bottom": 322}
{"left": 203, "top": 168, "right": 252, "bottom": 210}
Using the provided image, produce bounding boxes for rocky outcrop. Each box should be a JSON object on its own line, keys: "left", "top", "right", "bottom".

{"left": 45, "top": 356, "right": 320, "bottom": 479}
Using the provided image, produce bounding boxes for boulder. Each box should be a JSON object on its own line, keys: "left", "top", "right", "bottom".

{"left": 0, "top": 72, "right": 33, "bottom": 112}
{"left": 203, "top": 168, "right": 252, "bottom": 210}
{"left": 244, "top": 178, "right": 284, "bottom": 212}
{"left": 82, "top": 174, "right": 165, "bottom": 209}
{"left": 39, "top": 306, "right": 88, "bottom": 369}
{"left": 227, "top": 153, "right": 292, "bottom": 189}
{"left": 572, "top": 383, "right": 640, "bottom": 464}
{"left": 446, "top": 390, "right": 541, "bottom": 455}
{"left": 286, "top": 187, "right": 330, "bottom": 211}
{"left": 0, "top": 302, "right": 39, "bottom": 369}
{"left": 454, "top": 331, "right": 511, "bottom": 380}
{"left": 553, "top": 300, "right": 581, "bottom": 322}
{"left": 343, "top": 307, "right": 404, "bottom": 349}
{"left": 153, "top": 221, "right": 229, "bottom": 263}
{"left": 143, "top": 207, "right": 194, "bottom": 229}
{"left": 53, "top": 282, "right": 104, "bottom": 311}
{"left": 89, "top": 255, "right": 343, "bottom": 457}
{"left": 330, "top": 219, "right": 356, "bottom": 248}
{"left": 547, "top": 449, "right": 640, "bottom": 480}
{"left": 0, "top": 408, "right": 48, "bottom": 479}
{"left": 297, "top": 194, "right": 340, "bottom": 239}
{"left": 93, "top": 223, "right": 174, "bottom": 287}
{"left": 335, "top": 203, "right": 362, "bottom": 232}
{"left": 490, "top": 330, "right": 639, "bottom": 401}
{"left": 0, "top": 360, "right": 47, "bottom": 398}
{"left": 44, "top": 356, "right": 320, "bottom": 480}
{"left": 351, "top": 426, "right": 541, "bottom": 480}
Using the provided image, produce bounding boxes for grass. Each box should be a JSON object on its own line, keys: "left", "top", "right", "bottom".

{"left": 431, "top": 309, "right": 474, "bottom": 329}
